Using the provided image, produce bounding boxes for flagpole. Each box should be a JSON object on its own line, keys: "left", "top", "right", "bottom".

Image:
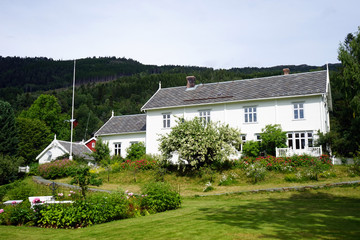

{"left": 70, "top": 60, "right": 76, "bottom": 160}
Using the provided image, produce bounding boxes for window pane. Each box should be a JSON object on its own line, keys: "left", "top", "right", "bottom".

{"left": 300, "top": 109, "right": 304, "bottom": 119}
{"left": 308, "top": 139, "right": 313, "bottom": 147}
{"left": 288, "top": 139, "right": 293, "bottom": 148}
{"left": 245, "top": 114, "right": 248, "bottom": 122}
{"left": 253, "top": 107, "right": 256, "bottom": 113}
{"left": 301, "top": 133, "right": 305, "bottom": 138}
{"left": 288, "top": 133, "right": 292, "bottom": 138}
{"left": 301, "top": 139, "right": 305, "bottom": 149}
{"left": 299, "top": 103, "right": 303, "bottom": 108}
{"left": 295, "top": 139, "right": 300, "bottom": 149}
{"left": 253, "top": 113, "right": 257, "bottom": 122}
{"left": 295, "top": 133, "right": 299, "bottom": 138}
{"left": 249, "top": 114, "right": 252, "bottom": 122}
{"left": 294, "top": 110, "right": 298, "bottom": 119}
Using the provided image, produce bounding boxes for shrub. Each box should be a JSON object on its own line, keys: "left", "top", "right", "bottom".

{"left": 126, "top": 142, "right": 146, "bottom": 161}
{"left": 260, "top": 124, "right": 287, "bottom": 156}
{"left": 245, "top": 162, "right": 267, "bottom": 183}
{"left": 0, "top": 154, "right": 24, "bottom": 185}
{"left": 117, "top": 159, "right": 157, "bottom": 171}
{"left": 239, "top": 155, "right": 332, "bottom": 171}
{"left": 38, "top": 159, "right": 77, "bottom": 179}
{"left": 159, "top": 117, "right": 241, "bottom": 170}
{"left": 203, "top": 182, "right": 215, "bottom": 192}
{"left": 242, "top": 140, "right": 261, "bottom": 157}
{"left": 218, "top": 172, "right": 238, "bottom": 186}
{"left": 348, "top": 156, "right": 360, "bottom": 177}
{"left": 38, "top": 192, "right": 129, "bottom": 228}
{"left": 70, "top": 166, "right": 102, "bottom": 199}
{"left": 141, "top": 182, "right": 181, "bottom": 212}
{"left": 0, "top": 201, "right": 34, "bottom": 226}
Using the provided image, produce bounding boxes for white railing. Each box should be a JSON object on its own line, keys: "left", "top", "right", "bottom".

{"left": 307, "top": 147, "right": 322, "bottom": 157}
{"left": 276, "top": 147, "right": 322, "bottom": 157}
{"left": 276, "top": 147, "right": 293, "bottom": 157}
{"left": 18, "top": 166, "right": 30, "bottom": 173}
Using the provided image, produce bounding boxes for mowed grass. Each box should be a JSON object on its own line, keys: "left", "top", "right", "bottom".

{"left": 1, "top": 186, "right": 360, "bottom": 240}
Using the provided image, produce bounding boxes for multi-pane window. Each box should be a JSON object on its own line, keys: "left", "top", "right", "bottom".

{"left": 293, "top": 103, "right": 304, "bottom": 119}
{"left": 114, "top": 143, "right": 121, "bottom": 156}
{"left": 287, "top": 132, "right": 313, "bottom": 150}
{"left": 163, "top": 114, "right": 170, "bottom": 128}
{"left": 244, "top": 107, "right": 257, "bottom": 123}
{"left": 199, "top": 110, "right": 211, "bottom": 124}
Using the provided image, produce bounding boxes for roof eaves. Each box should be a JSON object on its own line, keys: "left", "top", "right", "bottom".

{"left": 143, "top": 93, "right": 324, "bottom": 111}
{"left": 96, "top": 130, "right": 146, "bottom": 137}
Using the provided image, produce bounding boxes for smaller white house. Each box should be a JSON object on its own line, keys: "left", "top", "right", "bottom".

{"left": 94, "top": 112, "right": 146, "bottom": 158}
{"left": 36, "top": 135, "right": 94, "bottom": 164}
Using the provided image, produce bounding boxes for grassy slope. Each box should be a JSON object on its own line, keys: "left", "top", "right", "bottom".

{"left": 54, "top": 165, "right": 360, "bottom": 197}
{"left": 1, "top": 186, "right": 360, "bottom": 240}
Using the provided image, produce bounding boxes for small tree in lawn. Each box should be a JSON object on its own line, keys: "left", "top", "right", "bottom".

{"left": 70, "top": 166, "right": 102, "bottom": 200}
{"left": 159, "top": 117, "right": 242, "bottom": 170}
{"left": 260, "top": 124, "right": 287, "bottom": 156}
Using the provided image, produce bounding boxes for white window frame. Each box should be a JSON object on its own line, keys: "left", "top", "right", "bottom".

{"left": 114, "top": 142, "right": 121, "bottom": 156}
{"left": 293, "top": 103, "right": 304, "bottom": 120}
{"left": 255, "top": 133, "right": 261, "bottom": 142}
{"left": 244, "top": 107, "right": 257, "bottom": 123}
{"left": 287, "top": 131, "right": 313, "bottom": 150}
{"left": 199, "top": 110, "right": 211, "bottom": 124}
{"left": 162, "top": 113, "right": 171, "bottom": 128}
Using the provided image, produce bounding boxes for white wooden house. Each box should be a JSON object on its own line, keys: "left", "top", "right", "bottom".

{"left": 94, "top": 68, "right": 332, "bottom": 160}
{"left": 94, "top": 113, "right": 146, "bottom": 158}
{"left": 36, "top": 135, "right": 94, "bottom": 164}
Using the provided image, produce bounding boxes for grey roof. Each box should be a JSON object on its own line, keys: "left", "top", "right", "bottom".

{"left": 141, "top": 70, "right": 328, "bottom": 110}
{"left": 58, "top": 140, "right": 94, "bottom": 160}
{"left": 95, "top": 114, "right": 146, "bottom": 136}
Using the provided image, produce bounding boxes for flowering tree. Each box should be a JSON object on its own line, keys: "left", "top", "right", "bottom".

{"left": 159, "top": 117, "right": 241, "bottom": 170}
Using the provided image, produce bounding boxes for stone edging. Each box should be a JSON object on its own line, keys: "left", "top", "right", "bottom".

{"left": 196, "top": 180, "right": 360, "bottom": 197}
{"left": 32, "top": 176, "right": 112, "bottom": 193}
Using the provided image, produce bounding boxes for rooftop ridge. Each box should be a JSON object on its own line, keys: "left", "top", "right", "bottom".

{"left": 158, "top": 70, "right": 327, "bottom": 90}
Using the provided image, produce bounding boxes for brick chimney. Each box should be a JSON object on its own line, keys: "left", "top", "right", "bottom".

{"left": 186, "top": 76, "right": 196, "bottom": 88}
{"left": 283, "top": 68, "right": 290, "bottom": 75}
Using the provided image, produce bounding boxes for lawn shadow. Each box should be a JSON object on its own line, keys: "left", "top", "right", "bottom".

{"left": 197, "top": 190, "right": 360, "bottom": 239}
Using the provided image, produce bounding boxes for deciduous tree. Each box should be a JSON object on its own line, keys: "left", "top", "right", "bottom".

{"left": 159, "top": 117, "right": 241, "bottom": 170}
{"left": 16, "top": 117, "right": 52, "bottom": 164}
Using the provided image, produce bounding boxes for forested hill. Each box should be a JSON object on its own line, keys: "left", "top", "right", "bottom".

{"left": 0, "top": 56, "right": 340, "bottom": 91}
{"left": 0, "top": 55, "right": 341, "bottom": 142}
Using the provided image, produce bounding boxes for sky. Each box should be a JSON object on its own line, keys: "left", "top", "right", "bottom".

{"left": 0, "top": 0, "right": 359, "bottom": 69}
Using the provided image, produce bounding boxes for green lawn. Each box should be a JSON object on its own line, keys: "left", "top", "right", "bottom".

{"left": 1, "top": 186, "right": 360, "bottom": 240}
